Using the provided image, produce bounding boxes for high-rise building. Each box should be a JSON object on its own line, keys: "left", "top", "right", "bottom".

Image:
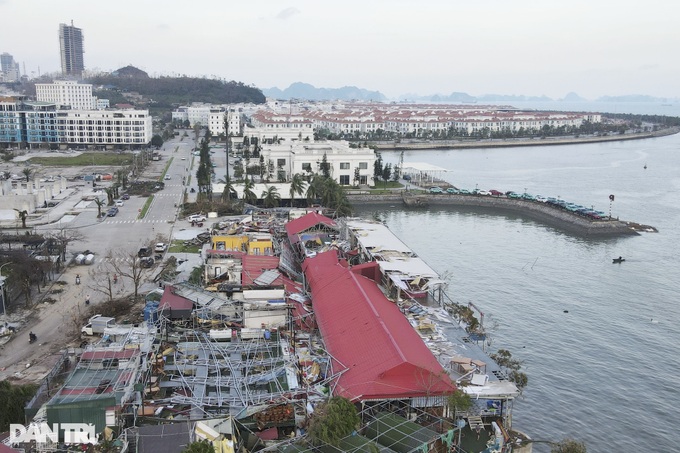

{"left": 0, "top": 52, "right": 20, "bottom": 82}
{"left": 59, "top": 21, "right": 84, "bottom": 78}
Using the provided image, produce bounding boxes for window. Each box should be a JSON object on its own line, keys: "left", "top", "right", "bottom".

{"left": 340, "top": 162, "right": 350, "bottom": 170}
{"left": 359, "top": 162, "right": 368, "bottom": 169}
{"left": 302, "top": 163, "right": 312, "bottom": 171}
{"left": 339, "top": 175, "right": 350, "bottom": 185}
{"left": 277, "top": 158, "right": 286, "bottom": 167}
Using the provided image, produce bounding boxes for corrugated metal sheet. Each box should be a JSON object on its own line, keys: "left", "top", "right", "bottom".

{"left": 46, "top": 396, "right": 116, "bottom": 438}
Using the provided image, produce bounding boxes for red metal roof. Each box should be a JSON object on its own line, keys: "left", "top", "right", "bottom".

{"left": 285, "top": 212, "right": 337, "bottom": 238}
{"left": 160, "top": 286, "right": 194, "bottom": 311}
{"left": 303, "top": 250, "right": 455, "bottom": 401}
{"left": 242, "top": 254, "right": 282, "bottom": 286}
{"left": 80, "top": 349, "right": 138, "bottom": 361}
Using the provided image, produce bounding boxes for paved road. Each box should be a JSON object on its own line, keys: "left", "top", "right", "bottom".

{"left": 0, "top": 134, "right": 198, "bottom": 382}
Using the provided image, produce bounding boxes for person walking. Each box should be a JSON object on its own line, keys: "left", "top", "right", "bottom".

{"left": 85, "top": 294, "right": 90, "bottom": 305}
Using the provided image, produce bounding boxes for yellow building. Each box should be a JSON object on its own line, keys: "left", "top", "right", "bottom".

{"left": 211, "top": 233, "right": 274, "bottom": 256}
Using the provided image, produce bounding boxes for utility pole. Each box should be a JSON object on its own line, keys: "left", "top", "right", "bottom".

{"left": 224, "top": 115, "right": 231, "bottom": 200}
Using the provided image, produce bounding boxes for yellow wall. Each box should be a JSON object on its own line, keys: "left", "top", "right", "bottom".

{"left": 211, "top": 235, "right": 248, "bottom": 252}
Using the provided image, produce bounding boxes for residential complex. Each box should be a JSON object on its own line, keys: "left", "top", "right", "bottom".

{"left": 59, "top": 21, "right": 84, "bottom": 78}
{"left": 0, "top": 97, "right": 152, "bottom": 148}
{"left": 172, "top": 104, "right": 242, "bottom": 137}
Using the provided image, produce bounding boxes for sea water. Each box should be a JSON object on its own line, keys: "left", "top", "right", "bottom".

{"left": 355, "top": 129, "right": 680, "bottom": 452}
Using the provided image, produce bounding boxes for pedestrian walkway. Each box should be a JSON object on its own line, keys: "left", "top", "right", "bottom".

{"left": 103, "top": 219, "right": 168, "bottom": 224}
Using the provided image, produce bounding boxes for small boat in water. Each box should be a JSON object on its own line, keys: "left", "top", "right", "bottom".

{"left": 612, "top": 256, "right": 625, "bottom": 263}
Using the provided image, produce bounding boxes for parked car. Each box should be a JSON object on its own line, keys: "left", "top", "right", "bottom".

{"left": 115, "top": 200, "right": 124, "bottom": 207}
{"left": 140, "top": 257, "right": 155, "bottom": 268}
{"left": 138, "top": 247, "right": 152, "bottom": 258}
{"left": 121, "top": 194, "right": 130, "bottom": 200}
{"left": 154, "top": 243, "right": 167, "bottom": 253}
{"left": 489, "top": 189, "right": 504, "bottom": 196}
{"left": 188, "top": 214, "right": 207, "bottom": 222}
{"left": 429, "top": 186, "right": 444, "bottom": 194}
{"left": 403, "top": 174, "right": 412, "bottom": 181}
{"left": 446, "top": 188, "right": 459, "bottom": 194}
{"left": 478, "top": 190, "right": 491, "bottom": 196}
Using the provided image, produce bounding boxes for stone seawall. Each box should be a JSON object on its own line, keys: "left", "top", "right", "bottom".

{"left": 372, "top": 127, "right": 680, "bottom": 151}
{"left": 347, "top": 193, "right": 646, "bottom": 237}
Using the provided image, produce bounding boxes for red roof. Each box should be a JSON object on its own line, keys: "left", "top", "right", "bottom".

{"left": 241, "top": 254, "right": 282, "bottom": 286}
{"left": 285, "top": 212, "right": 337, "bottom": 238}
{"left": 303, "top": 250, "right": 455, "bottom": 401}
{"left": 81, "top": 349, "right": 138, "bottom": 361}
{"left": 160, "top": 286, "right": 194, "bottom": 311}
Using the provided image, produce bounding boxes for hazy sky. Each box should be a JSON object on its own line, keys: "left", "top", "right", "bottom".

{"left": 2, "top": 0, "right": 678, "bottom": 100}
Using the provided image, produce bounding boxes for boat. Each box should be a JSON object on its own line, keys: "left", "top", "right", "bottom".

{"left": 612, "top": 256, "right": 625, "bottom": 263}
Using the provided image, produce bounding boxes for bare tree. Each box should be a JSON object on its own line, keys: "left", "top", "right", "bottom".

{"left": 49, "top": 228, "right": 84, "bottom": 263}
{"left": 88, "top": 264, "right": 116, "bottom": 302}
{"left": 108, "top": 249, "right": 149, "bottom": 301}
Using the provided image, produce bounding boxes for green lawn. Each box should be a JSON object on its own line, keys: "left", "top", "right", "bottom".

{"left": 28, "top": 152, "right": 135, "bottom": 166}
{"left": 168, "top": 240, "right": 201, "bottom": 254}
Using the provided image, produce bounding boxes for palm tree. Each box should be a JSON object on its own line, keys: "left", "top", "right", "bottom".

{"left": 306, "top": 175, "right": 323, "bottom": 204}
{"left": 14, "top": 209, "right": 28, "bottom": 228}
{"left": 261, "top": 185, "right": 281, "bottom": 208}
{"left": 242, "top": 177, "right": 257, "bottom": 205}
{"left": 94, "top": 198, "right": 105, "bottom": 217}
{"left": 217, "top": 176, "right": 236, "bottom": 202}
{"left": 104, "top": 187, "right": 115, "bottom": 205}
{"left": 22, "top": 168, "right": 33, "bottom": 183}
{"left": 289, "top": 173, "right": 306, "bottom": 207}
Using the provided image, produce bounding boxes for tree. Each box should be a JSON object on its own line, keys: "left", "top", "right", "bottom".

{"left": 0, "top": 380, "right": 38, "bottom": 432}
{"left": 551, "top": 438, "right": 587, "bottom": 453}
{"left": 382, "top": 163, "right": 392, "bottom": 188}
{"left": 320, "top": 152, "right": 331, "bottom": 178}
{"left": 14, "top": 209, "right": 28, "bottom": 228}
{"left": 151, "top": 134, "right": 164, "bottom": 148}
{"left": 261, "top": 185, "right": 281, "bottom": 208}
{"left": 108, "top": 249, "right": 149, "bottom": 301}
{"left": 49, "top": 228, "right": 84, "bottom": 263}
{"left": 22, "top": 167, "right": 33, "bottom": 182}
{"left": 94, "top": 198, "right": 105, "bottom": 218}
{"left": 490, "top": 349, "right": 528, "bottom": 392}
{"left": 373, "top": 151, "right": 383, "bottom": 187}
{"left": 447, "top": 388, "right": 472, "bottom": 418}
{"left": 289, "top": 173, "right": 305, "bottom": 207}
{"left": 307, "top": 396, "right": 360, "bottom": 446}
{"left": 242, "top": 177, "right": 257, "bottom": 205}
{"left": 182, "top": 440, "right": 214, "bottom": 453}
{"left": 88, "top": 264, "right": 116, "bottom": 302}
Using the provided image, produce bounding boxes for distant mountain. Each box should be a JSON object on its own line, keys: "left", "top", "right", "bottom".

{"left": 398, "top": 91, "right": 477, "bottom": 103}
{"left": 112, "top": 65, "right": 149, "bottom": 78}
{"left": 560, "top": 92, "right": 587, "bottom": 102}
{"left": 476, "top": 94, "right": 553, "bottom": 102}
{"left": 262, "top": 82, "right": 386, "bottom": 101}
{"left": 596, "top": 94, "right": 668, "bottom": 103}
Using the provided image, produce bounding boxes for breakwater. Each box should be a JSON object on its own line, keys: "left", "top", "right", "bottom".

{"left": 346, "top": 192, "right": 654, "bottom": 237}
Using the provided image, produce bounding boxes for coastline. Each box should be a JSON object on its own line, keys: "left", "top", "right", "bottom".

{"left": 370, "top": 126, "right": 680, "bottom": 151}
{"left": 346, "top": 192, "right": 656, "bottom": 237}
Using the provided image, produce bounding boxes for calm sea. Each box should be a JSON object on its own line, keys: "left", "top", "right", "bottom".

{"left": 354, "top": 104, "right": 680, "bottom": 452}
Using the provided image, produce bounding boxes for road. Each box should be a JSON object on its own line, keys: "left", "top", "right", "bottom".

{"left": 0, "top": 132, "right": 200, "bottom": 382}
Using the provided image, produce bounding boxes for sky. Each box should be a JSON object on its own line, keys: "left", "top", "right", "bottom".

{"left": 1, "top": 0, "right": 679, "bottom": 100}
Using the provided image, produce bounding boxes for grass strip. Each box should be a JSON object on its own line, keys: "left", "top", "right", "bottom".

{"left": 159, "top": 157, "right": 174, "bottom": 181}
{"left": 138, "top": 195, "right": 154, "bottom": 219}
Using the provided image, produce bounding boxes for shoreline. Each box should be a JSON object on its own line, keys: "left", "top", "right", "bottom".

{"left": 347, "top": 192, "right": 656, "bottom": 237}
{"left": 370, "top": 127, "right": 680, "bottom": 151}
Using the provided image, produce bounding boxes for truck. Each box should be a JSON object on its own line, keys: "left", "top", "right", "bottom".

{"left": 81, "top": 315, "right": 116, "bottom": 336}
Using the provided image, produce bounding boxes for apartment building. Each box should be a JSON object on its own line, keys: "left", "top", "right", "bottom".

{"left": 35, "top": 80, "right": 98, "bottom": 110}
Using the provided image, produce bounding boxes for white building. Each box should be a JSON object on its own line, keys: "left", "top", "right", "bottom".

{"left": 35, "top": 80, "right": 98, "bottom": 110}
{"left": 258, "top": 140, "right": 375, "bottom": 186}
{"left": 53, "top": 108, "right": 153, "bottom": 146}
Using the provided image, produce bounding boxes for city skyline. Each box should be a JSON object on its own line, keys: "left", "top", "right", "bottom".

{"left": 0, "top": 0, "right": 678, "bottom": 100}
